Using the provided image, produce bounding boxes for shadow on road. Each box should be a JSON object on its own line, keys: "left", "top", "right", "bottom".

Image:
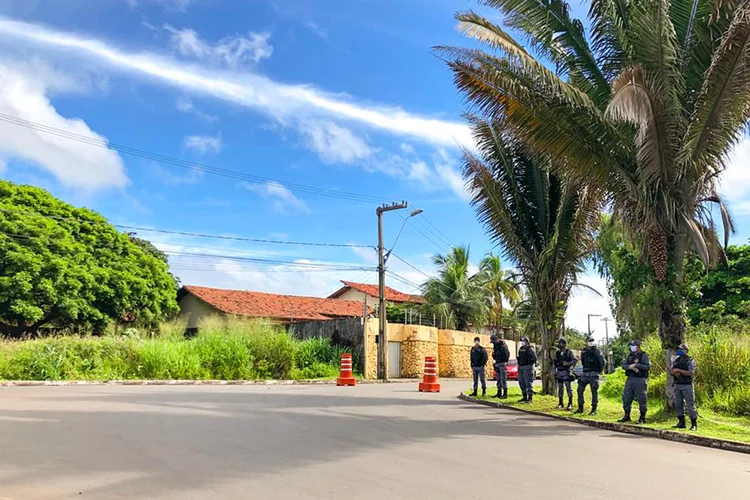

{"left": 0, "top": 387, "right": 623, "bottom": 498}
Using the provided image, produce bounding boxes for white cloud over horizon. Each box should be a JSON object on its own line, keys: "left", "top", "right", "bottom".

{"left": 0, "top": 60, "right": 127, "bottom": 191}
{"left": 164, "top": 25, "right": 273, "bottom": 69}
{"left": 719, "top": 137, "right": 750, "bottom": 214}
{"left": 183, "top": 134, "right": 222, "bottom": 154}
{"left": 243, "top": 181, "right": 310, "bottom": 215}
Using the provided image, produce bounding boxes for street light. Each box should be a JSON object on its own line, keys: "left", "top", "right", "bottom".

{"left": 587, "top": 313, "right": 601, "bottom": 337}
{"left": 602, "top": 317, "right": 613, "bottom": 373}
{"left": 376, "top": 203, "right": 423, "bottom": 381}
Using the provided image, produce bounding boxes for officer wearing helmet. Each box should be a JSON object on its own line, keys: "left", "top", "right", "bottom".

{"left": 575, "top": 335, "right": 605, "bottom": 415}
{"left": 490, "top": 333, "right": 511, "bottom": 399}
{"left": 517, "top": 336, "right": 537, "bottom": 403}
{"left": 554, "top": 337, "right": 577, "bottom": 410}
{"left": 671, "top": 342, "right": 698, "bottom": 431}
{"left": 619, "top": 340, "right": 651, "bottom": 424}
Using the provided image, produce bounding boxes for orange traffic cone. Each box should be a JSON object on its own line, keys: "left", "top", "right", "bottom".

{"left": 336, "top": 353, "right": 356, "bottom": 386}
{"left": 418, "top": 356, "right": 440, "bottom": 392}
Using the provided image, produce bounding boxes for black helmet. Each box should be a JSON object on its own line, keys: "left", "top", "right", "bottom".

{"left": 557, "top": 338, "right": 567, "bottom": 346}
{"left": 520, "top": 336, "right": 530, "bottom": 343}
{"left": 473, "top": 336, "right": 481, "bottom": 343}
{"left": 490, "top": 334, "right": 498, "bottom": 342}
{"left": 629, "top": 339, "right": 642, "bottom": 347}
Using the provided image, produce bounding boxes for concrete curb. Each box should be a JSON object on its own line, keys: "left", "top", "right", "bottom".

{"left": 458, "top": 393, "right": 750, "bottom": 455}
{"left": 0, "top": 378, "right": 422, "bottom": 387}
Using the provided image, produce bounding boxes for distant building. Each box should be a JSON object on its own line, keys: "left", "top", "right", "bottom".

{"left": 178, "top": 285, "right": 372, "bottom": 329}
{"left": 327, "top": 281, "right": 426, "bottom": 307}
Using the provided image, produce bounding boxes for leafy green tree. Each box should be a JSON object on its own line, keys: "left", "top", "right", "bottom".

{"left": 687, "top": 245, "right": 750, "bottom": 323}
{"left": 563, "top": 327, "right": 588, "bottom": 351}
{"left": 0, "top": 181, "right": 179, "bottom": 336}
{"left": 461, "top": 121, "right": 599, "bottom": 394}
{"left": 475, "top": 252, "right": 521, "bottom": 329}
{"left": 444, "top": 0, "right": 746, "bottom": 404}
{"left": 422, "top": 246, "right": 488, "bottom": 331}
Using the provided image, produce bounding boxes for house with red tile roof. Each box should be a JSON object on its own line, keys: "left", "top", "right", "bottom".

{"left": 327, "top": 281, "right": 426, "bottom": 306}
{"left": 178, "top": 285, "right": 372, "bottom": 329}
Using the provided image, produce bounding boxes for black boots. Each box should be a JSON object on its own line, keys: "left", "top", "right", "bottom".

{"left": 673, "top": 416, "right": 686, "bottom": 429}
{"left": 500, "top": 389, "right": 508, "bottom": 399}
{"left": 637, "top": 411, "right": 647, "bottom": 424}
{"left": 589, "top": 405, "right": 598, "bottom": 416}
{"left": 470, "top": 391, "right": 478, "bottom": 397}
{"left": 617, "top": 412, "right": 631, "bottom": 423}
{"left": 690, "top": 418, "right": 698, "bottom": 431}
{"left": 482, "top": 389, "right": 486, "bottom": 398}
{"left": 567, "top": 398, "right": 573, "bottom": 411}
{"left": 574, "top": 407, "right": 584, "bottom": 414}
{"left": 557, "top": 398, "right": 564, "bottom": 409}
{"left": 519, "top": 395, "right": 528, "bottom": 403}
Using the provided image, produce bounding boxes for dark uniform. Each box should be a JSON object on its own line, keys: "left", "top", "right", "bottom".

{"left": 470, "top": 339, "right": 488, "bottom": 397}
{"left": 671, "top": 343, "right": 698, "bottom": 431}
{"left": 554, "top": 339, "right": 577, "bottom": 410}
{"left": 491, "top": 334, "right": 511, "bottom": 399}
{"left": 576, "top": 338, "right": 605, "bottom": 415}
{"left": 517, "top": 337, "right": 537, "bottom": 403}
{"left": 619, "top": 340, "right": 650, "bottom": 424}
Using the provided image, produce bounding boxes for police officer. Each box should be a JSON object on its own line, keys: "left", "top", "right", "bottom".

{"left": 517, "top": 336, "right": 537, "bottom": 403}
{"left": 575, "top": 336, "right": 605, "bottom": 415}
{"left": 619, "top": 340, "right": 651, "bottom": 424}
{"left": 671, "top": 342, "right": 698, "bottom": 431}
{"left": 470, "top": 337, "right": 488, "bottom": 397}
{"left": 554, "top": 338, "right": 577, "bottom": 410}
{"left": 491, "top": 333, "right": 511, "bottom": 399}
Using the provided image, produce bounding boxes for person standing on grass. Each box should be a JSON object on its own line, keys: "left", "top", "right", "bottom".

{"left": 470, "top": 337, "right": 488, "bottom": 397}
{"left": 554, "top": 338, "right": 577, "bottom": 410}
{"left": 619, "top": 340, "right": 651, "bottom": 424}
{"left": 517, "top": 336, "right": 537, "bottom": 403}
{"left": 575, "top": 336, "right": 605, "bottom": 415}
{"left": 491, "top": 333, "right": 510, "bottom": 399}
{"left": 671, "top": 343, "right": 698, "bottom": 431}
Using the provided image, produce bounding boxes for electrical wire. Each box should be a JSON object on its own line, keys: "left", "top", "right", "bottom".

{"left": 0, "top": 112, "right": 396, "bottom": 204}
{"left": 0, "top": 207, "right": 372, "bottom": 248}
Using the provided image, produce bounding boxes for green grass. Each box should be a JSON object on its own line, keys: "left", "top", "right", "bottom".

{"left": 465, "top": 386, "right": 750, "bottom": 444}
{"left": 0, "top": 317, "right": 358, "bottom": 382}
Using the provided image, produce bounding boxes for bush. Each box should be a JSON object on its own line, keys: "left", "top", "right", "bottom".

{"left": 0, "top": 317, "right": 358, "bottom": 382}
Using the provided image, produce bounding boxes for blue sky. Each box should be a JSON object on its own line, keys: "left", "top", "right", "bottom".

{"left": 0, "top": 0, "right": 748, "bottom": 338}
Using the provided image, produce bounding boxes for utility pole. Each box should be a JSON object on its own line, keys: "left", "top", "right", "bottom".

{"left": 377, "top": 201, "right": 408, "bottom": 382}
{"left": 587, "top": 313, "right": 601, "bottom": 337}
{"left": 602, "top": 317, "right": 612, "bottom": 373}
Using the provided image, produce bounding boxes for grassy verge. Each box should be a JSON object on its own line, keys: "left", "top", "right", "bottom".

{"left": 0, "top": 317, "right": 358, "bottom": 382}
{"left": 464, "top": 386, "right": 750, "bottom": 445}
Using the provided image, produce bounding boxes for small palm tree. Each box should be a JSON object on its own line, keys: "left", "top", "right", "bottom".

{"left": 475, "top": 252, "right": 521, "bottom": 330}
{"left": 422, "top": 246, "right": 488, "bottom": 331}
{"left": 462, "top": 119, "right": 600, "bottom": 394}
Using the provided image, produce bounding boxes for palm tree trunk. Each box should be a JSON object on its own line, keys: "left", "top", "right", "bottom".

{"left": 659, "top": 237, "right": 687, "bottom": 409}
{"left": 539, "top": 309, "right": 557, "bottom": 396}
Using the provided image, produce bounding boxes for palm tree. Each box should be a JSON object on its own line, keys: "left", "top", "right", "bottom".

{"left": 475, "top": 252, "right": 521, "bottom": 330}
{"left": 462, "top": 119, "right": 600, "bottom": 394}
{"left": 444, "top": 0, "right": 743, "bottom": 402}
{"left": 422, "top": 246, "right": 488, "bottom": 331}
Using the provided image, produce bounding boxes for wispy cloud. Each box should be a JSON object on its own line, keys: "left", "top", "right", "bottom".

{"left": 243, "top": 181, "right": 310, "bottom": 215}
{"left": 0, "top": 18, "right": 472, "bottom": 149}
{"left": 719, "top": 137, "right": 750, "bottom": 204}
{"left": 303, "top": 120, "right": 372, "bottom": 164}
{"left": 164, "top": 25, "right": 273, "bottom": 69}
{"left": 304, "top": 20, "right": 329, "bottom": 41}
{"left": 183, "top": 134, "right": 222, "bottom": 154}
{"left": 175, "top": 95, "right": 217, "bottom": 122}
{"left": 128, "top": 0, "right": 193, "bottom": 12}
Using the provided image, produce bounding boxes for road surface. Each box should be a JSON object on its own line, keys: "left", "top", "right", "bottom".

{"left": 0, "top": 381, "right": 748, "bottom": 499}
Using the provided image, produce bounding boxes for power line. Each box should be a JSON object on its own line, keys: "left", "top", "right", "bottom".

{"left": 165, "top": 250, "right": 374, "bottom": 270}
{"left": 0, "top": 207, "right": 372, "bottom": 248}
{"left": 419, "top": 215, "right": 456, "bottom": 248}
{"left": 0, "top": 112, "right": 396, "bottom": 205}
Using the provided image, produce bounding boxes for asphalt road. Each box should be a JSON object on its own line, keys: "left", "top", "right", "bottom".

{"left": 1, "top": 381, "right": 749, "bottom": 499}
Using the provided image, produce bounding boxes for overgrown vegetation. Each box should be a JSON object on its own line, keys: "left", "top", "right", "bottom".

{"left": 0, "top": 317, "right": 357, "bottom": 381}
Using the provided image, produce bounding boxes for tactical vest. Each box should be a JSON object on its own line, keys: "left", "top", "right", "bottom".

{"left": 581, "top": 348, "right": 602, "bottom": 372}
{"left": 673, "top": 355, "right": 693, "bottom": 385}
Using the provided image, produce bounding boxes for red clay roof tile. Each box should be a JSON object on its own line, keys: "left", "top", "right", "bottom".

{"left": 329, "top": 281, "right": 426, "bottom": 304}
{"left": 181, "top": 285, "right": 371, "bottom": 321}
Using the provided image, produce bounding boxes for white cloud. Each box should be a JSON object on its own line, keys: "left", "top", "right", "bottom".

{"left": 0, "top": 18, "right": 473, "bottom": 150}
{"left": 718, "top": 137, "right": 750, "bottom": 204}
{"left": 183, "top": 134, "right": 221, "bottom": 154}
{"left": 128, "top": 0, "right": 193, "bottom": 12}
{"left": 304, "top": 21, "right": 329, "bottom": 41}
{"left": 302, "top": 120, "right": 372, "bottom": 164}
{"left": 408, "top": 161, "right": 431, "bottom": 183}
{"left": 565, "top": 272, "right": 614, "bottom": 341}
{"left": 165, "top": 25, "right": 273, "bottom": 69}
{"left": 0, "top": 61, "right": 127, "bottom": 191}
{"left": 243, "top": 181, "right": 310, "bottom": 214}
{"left": 435, "top": 153, "right": 471, "bottom": 201}
{"left": 150, "top": 161, "right": 203, "bottom": 186}
{"left": 175, "top": 95, "right": 217, "bottom": 122}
